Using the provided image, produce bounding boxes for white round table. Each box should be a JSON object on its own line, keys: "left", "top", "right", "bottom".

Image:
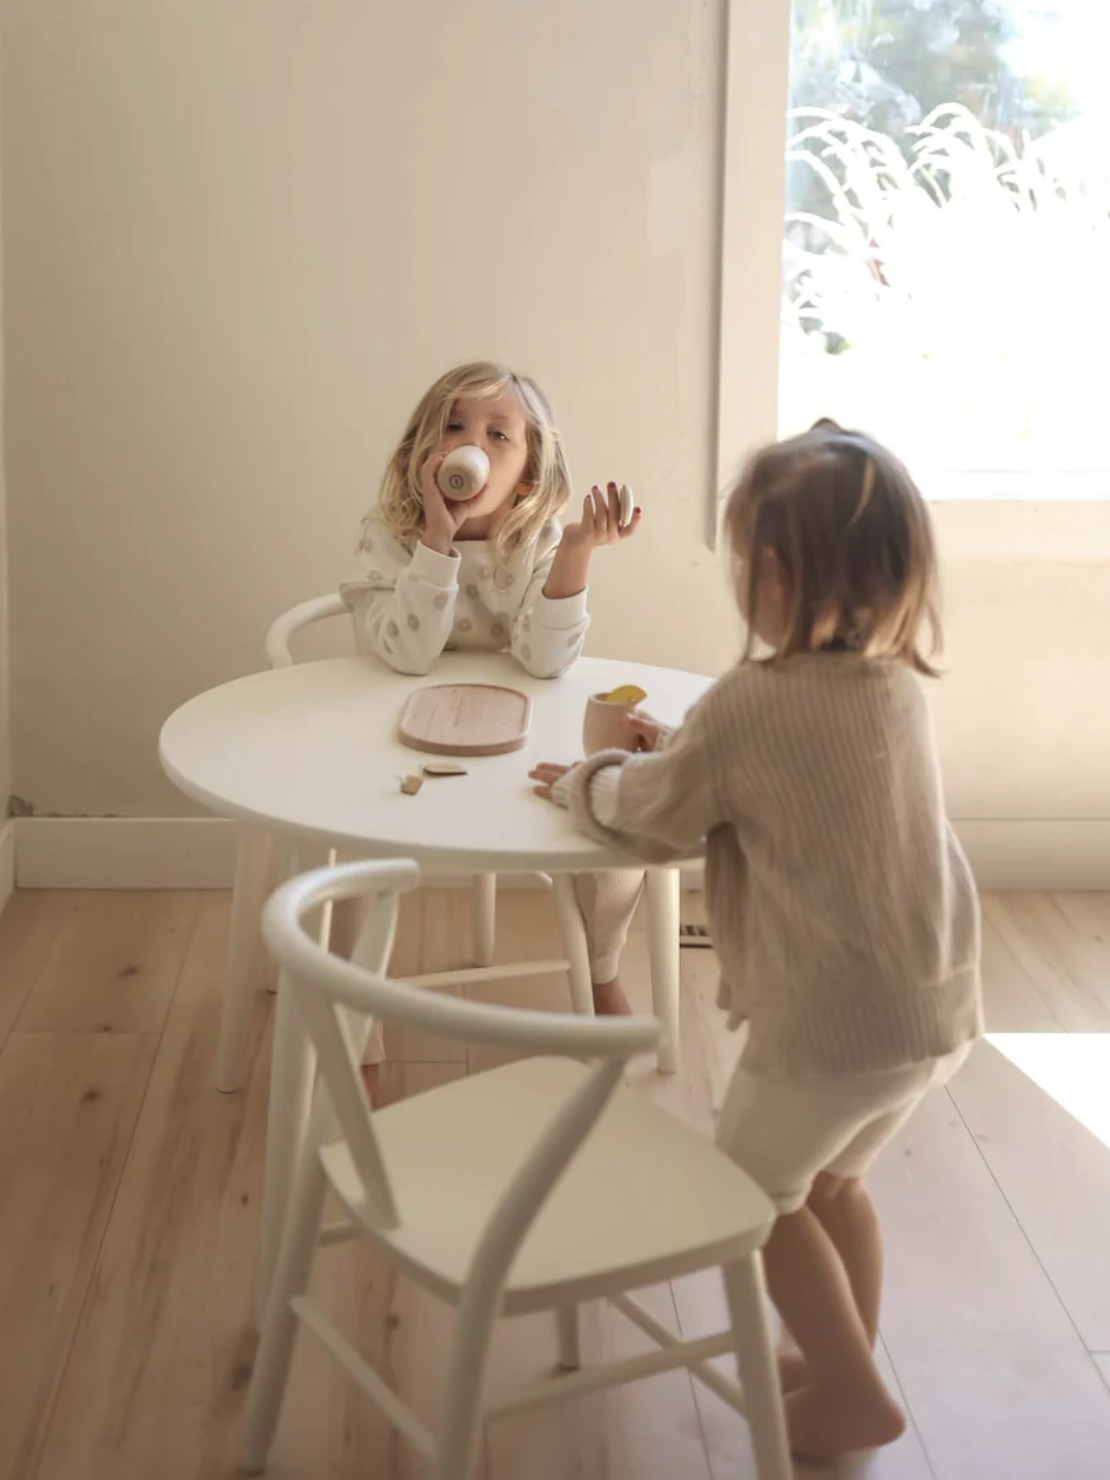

{"left": 161, "top": 650, "right": 712, "bottom": 1082}
{"left": 161, "top": 652, "right": 714, "bottom": 1310}
{"left": 160, "top": 653, "right": 711, "bottom": 873}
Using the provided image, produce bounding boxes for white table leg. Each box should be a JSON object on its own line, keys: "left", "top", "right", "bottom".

{"left": 646, "top": 868, "right": 681, "bottom": 1074}
{"left": 257, "top": 963, "right": 316, "bottom": 1326}
{"left": 552, "top": 874, "right": 595, "bottom": 1017}
{"left": 470, "top": 872, "right": 497, "bottom": 968}
{"left": 217, "top": 826, "right": 276, "bottom": 1093}
{"left": 262, "top": 838, "right": 291, "bottom": 993}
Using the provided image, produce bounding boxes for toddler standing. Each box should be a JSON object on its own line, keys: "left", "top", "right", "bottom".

{"left": 532, "top": 420, "right": 982, "bottom": 1464}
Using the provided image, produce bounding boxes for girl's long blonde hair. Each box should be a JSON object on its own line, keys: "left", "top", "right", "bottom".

{"left": 363, "top": 362, "right": 572, "bottom": 565}
{"left": 724, "top": 420, "right": 941, "bottom": 675}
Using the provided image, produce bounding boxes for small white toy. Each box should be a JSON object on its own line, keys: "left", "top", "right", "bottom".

{"left": 619, "top": 483, "right": 635, "bottom": 528}
{"left": 588, "top": 484, "right": 636, "bottom": 528}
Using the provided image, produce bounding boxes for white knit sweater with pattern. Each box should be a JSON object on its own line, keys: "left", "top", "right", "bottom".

{"left": 340, "top": 517, "right": 588, "bottom": 679}
{"left": 555, "top": 653, "right": 983, "bottom": 1078}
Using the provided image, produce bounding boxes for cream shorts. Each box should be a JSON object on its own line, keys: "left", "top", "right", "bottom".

{"left": 715, "top": 1042, "right": 973, "bottom": 1214}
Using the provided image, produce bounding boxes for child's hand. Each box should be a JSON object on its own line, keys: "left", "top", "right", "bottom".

{"left": 420, "top": 453, "right": 470, "bottom": 556}
{"left": 561, "top": 483, "right": 642, "bottom": 551}
{"left": 530, "top": 763, "right": 571, "bottom": 801}
{"left": 626, "top": 711, "right": 667, "bottom": 752}
{"left": 542, "top": 484, "right": 642, "bottom": 601}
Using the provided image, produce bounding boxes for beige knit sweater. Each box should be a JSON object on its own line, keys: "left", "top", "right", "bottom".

{"left": 556, "top": 653, "right": 982, "bottom": 1078}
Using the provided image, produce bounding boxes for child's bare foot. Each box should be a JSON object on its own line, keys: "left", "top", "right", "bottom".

{"left": 785, "top": 1381, "right": 906, "bottom": 1464}
{"left": 592, "top": 978, "right": 633, "bottom": 1016}
{"left": 777, "top": 1348, "right": 809, "bottom": 1393}
{"left": 360, "top": 1062, "right": 383, "bottom": 1108}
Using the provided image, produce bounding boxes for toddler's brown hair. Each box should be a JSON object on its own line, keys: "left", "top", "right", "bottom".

{"left": 724, "top": 419, "right": 941, "bottom": 675}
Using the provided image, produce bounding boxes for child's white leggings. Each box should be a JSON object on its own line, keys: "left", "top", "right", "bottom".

{"left": 330, "top": 869, "right": 645, "bottom": 1068}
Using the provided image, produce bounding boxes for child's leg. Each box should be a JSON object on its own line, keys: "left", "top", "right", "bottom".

{"left": 761, "top": 1199, "right": 905, "bottom": 1463}
{"left": 715, "top": 1060, "right": 940, "bottom": 1461}
{"left": 796, "top": 1041, "right": 974, "bottom": 1373}
{"left": 776, "top": 1172, "right": 883, "bottom": 1393}
{"left": 573, "top": 870, "right": 645, "bottom": 1015}
{"left": 808, "top": 1172, "right": 884, "bottom": 1343}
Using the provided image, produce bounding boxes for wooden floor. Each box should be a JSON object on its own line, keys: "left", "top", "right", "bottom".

{"left": 1, "top": 888, "right": 1109, "bottom": 1479}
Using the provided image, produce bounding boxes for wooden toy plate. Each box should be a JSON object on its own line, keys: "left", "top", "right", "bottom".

{"left": 398, "top": 684, "right": 532, "bottom": 757}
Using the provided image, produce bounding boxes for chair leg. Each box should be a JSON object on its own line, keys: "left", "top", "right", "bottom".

{"left": 722, "top": 1255, "right": 792, "bottom": 1480}
{"left": 645, "top": 868, "right": 681, "bottom": 1074}
{"left": 258, "top": 969, "right": 316, "bottom": 1325}
{"left": 242, "top": 1146, "right": 329, "bottom": 1473}
{"left": 552, "top": 874, "right": 595, "bottom": 1017}
{"left": 556, "top": 1304, "right": 581, "bottom": 1371}
{"left": 435, "top": 1297, "right": 500, "bottom": 1480}
{"left": 470, "top": 873, "right": 497, "bottom": 968}
{"left": 217, "top": 827, "right": 276, "bottom": 1092}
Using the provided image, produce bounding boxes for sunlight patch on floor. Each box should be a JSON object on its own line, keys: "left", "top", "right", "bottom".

{"left": 987, "top": 1033, "right": 1110, "bottom": 1150}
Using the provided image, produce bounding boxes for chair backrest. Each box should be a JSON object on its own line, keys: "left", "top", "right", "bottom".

{"left": 265, "top": 593, "right": 350, "bottom": 670}
{"left": 262, "top": 859, "right": 660, "bottom": 1256}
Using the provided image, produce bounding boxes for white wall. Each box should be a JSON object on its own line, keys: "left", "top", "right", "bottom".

{"left": 0, "top": 30, "right": 8, "bottom": 823}
{"left": 2, "top": 1, "right": 1108, "bottom": 830}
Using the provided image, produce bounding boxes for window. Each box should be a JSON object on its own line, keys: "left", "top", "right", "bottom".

{"left": 719, "top": 1, "right": 1110, "bottom": 505}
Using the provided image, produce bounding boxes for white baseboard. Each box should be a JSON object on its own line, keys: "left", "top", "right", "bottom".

{"left": 0, "top": 821, "right": 15, "bottom": 912}
{"left": 675, "top": 823, "right": 1110, "bottom": 891}
{"left": 953, "top": 820, "right": 1110, "bottom": 891}
{"left": 10, "top": 816, "right": 1110, "bottom": 892}
{"left": 15, "top": 817, "right": 239, "bottom": 889}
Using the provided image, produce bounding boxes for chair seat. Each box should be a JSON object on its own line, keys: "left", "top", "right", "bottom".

{"left": 320, "top": 1057, "right": 776, "bottom": 1313}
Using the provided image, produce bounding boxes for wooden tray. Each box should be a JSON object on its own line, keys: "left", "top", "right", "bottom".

{"left": 398, "top": 684, "right": 532, "bottom": 757}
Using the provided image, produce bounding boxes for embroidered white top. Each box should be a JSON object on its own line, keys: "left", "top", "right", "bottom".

{"left": 340, "top": 517, "right": 590, "bottom": 679}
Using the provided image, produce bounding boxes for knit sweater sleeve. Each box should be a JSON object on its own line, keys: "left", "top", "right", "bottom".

{"left": 509, "top": 522, "right": 590, "bottom": 680}
{"left": 554, "top": 688, "right": 727, "bottom": 863}
{"left": 340, "top": 521, "right": 459, "bottom": 677}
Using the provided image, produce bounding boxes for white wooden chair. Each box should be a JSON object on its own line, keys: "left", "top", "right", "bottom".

{"left": 243, "top": 858, "right": 791, "bottom": 1480}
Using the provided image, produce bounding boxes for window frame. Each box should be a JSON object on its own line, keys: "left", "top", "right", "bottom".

{"left": 715, "top": 0, "right": 1110, "bottom": 557}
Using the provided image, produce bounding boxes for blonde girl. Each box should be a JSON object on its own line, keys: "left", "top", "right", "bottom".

{"left": 341, "top": 361, "right": 646, "bottom": 1018}
{"left": 532, "top": 420, "right": 982, "bottom": 1465}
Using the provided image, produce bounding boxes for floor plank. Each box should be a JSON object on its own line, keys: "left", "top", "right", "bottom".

{"left": 0, "top": 1030, "right": 156, "bottom": 1480}
{"left": 984, "top": 894, "right": 1110, "bottom": 1030}
{"left": 0, "top": 893, "right": 70, "bottom": 1051}
{"left": 15, "top": 891, "right": 203, "bottom": 1036}
{"left": 4, "top": 886, "right": 1110, "bottom": 1480}
{"left": 486, "top": 1287, "right": 714, "bottom": 1480}
{"left": 950, "top": 1035, "right": 1110, "bottom": 1350}
{"left": 869, "top": 1079, "right": 1110, "bottom": 1480}
{"left": 31, "top": 897, "right": 269, "bottom": 1480}
{"left": 978, "top": 909, "right": 1061, "bottom": 1032}
{"left": 669, "top": 1271, "right": 936, "bottom": 1480}
{"left": 1051, "top": 893, "right": 1110, "bottom": 1014}
{"left": 269, "top": 1062, "right": 470, "bottom": 1480}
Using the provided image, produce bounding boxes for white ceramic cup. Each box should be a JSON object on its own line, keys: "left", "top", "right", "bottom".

{"left": 438, "top": 445, "right": 490, "bottom": 501}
